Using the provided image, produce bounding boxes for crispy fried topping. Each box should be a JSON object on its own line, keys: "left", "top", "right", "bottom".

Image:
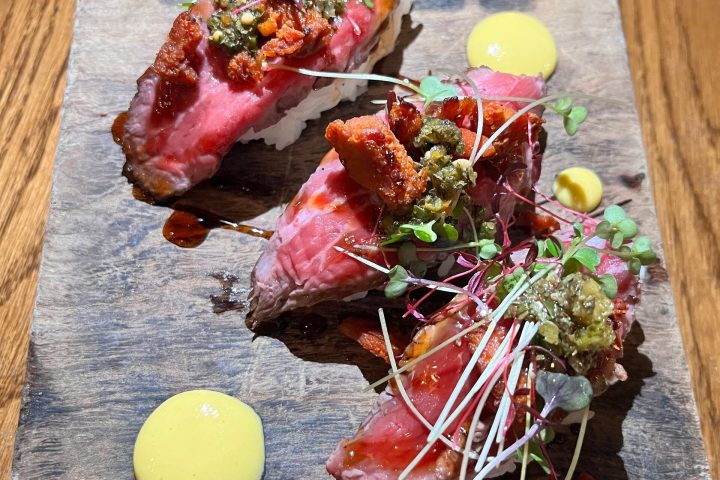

{"left": 261, "top": 4, "right": 333, "bottom": 58}
{"left": 338, "top": 317, "right": 410, "bottom": 363}
{"left": 387, "top": 92, "right": 423, "bottom": 156}
{"left": 325, "top": 116, "right": 427, "bottom": 214}
{"left": 152, "top": 12, "right": 204, "bottom": 86}
{"left": 227, "top": 51, "right": 263, "bottom": 83}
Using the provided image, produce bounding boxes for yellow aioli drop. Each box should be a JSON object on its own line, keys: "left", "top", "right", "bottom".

{"left": 467, "top": 12, "right": 557, "bottom": 79}
{"left": 553, "top": 167, "right": 604, "bottom": 213}
{"left": 134, "top": 390, "right": 264, "bottom": 480}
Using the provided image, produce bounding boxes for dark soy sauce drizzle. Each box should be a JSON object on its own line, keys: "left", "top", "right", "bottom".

{"left": 111, "top": 112, "right": 127, "bottom": 145}
{"left": 163, "top": 208, "right": 273, "bottom": 248}
{"left": 113, "top": 112, "right": 273, "bottom": 248}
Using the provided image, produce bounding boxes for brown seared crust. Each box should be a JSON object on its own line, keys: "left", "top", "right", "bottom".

{"left": 152, "top": 11, "right": 204, "bottom": 86}
{"left": 325, "top": 116, "right": 426, "bottom": 214}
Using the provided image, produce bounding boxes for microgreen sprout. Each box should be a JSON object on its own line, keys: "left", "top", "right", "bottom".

{"left": 385, "top": 265, "right": 410, "bottom": 298}
{"left": 418, "top": 76, "right": 460, "bottom": 106}
{"left": 473, "top": 372, "right": 592, "bottom": 479}
{"left": 593, "top": 205, "right": 658, "bottom": 274}
{"left": 362, "top": 0, "right": 375, "bottom": 8}
{"left": 566, "top": 246, "right": 600, "bottom": 273}
{"left": 179, "top": 0, "right": 196, "bottom": 7}
{"left": 400, "top": 220, "right": 437, "bottom": 243}
{"left": 547, "top": 97, "right": 589, "bottom": 136}
{"left": 595, "top": 204, "right": 638, "bottom": 248}
{"left": 535, "top": 371, "right": 593, "bottom": 413}
{"left": 596, "top": 273, "right": 618, "bottom": 299}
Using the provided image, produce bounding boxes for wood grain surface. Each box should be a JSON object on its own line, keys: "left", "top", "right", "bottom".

{"left": 0, "top": 1, "right": 74, "bottom": 479}
{"left": 0, "top": 0, "right": 717, "bottom": 479}
{"left": 619, "top": 2, "right": 720, "bottom": 477}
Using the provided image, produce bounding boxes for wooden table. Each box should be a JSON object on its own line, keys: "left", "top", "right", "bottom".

{"left": 0, "top": 1, "right": 717, "bottom": 478}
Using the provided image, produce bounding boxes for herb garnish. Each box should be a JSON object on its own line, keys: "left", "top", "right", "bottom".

{"left": 273, "top": 66, "right": 654, "bottom": 478}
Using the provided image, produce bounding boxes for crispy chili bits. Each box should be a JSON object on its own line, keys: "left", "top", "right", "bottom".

{"left": 326, "top": 116, "right": 427, "bottom": 214}
{"left": 152, "top": 12, "right": 204, "bottom": 86}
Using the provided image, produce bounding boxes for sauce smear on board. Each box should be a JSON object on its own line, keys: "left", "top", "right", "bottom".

{"left": 163, "top": 209, "right": 273, "bottom": 248}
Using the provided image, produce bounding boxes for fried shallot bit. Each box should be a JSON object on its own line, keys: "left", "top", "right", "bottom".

{"left": 387, "top": 92, "right": 423, "bottom": 156}
{"left": 426, "top": 96, "right": 479, "bottom": 130}
{"left": 152, "top": 11, "right": 203, "bottom": 86}
{"left": 338, "top": 317, "right": 410, "bottom": 363}
{"left": 260, "top": 2, "right": 333, "bottom": 59}
{"left": 517, "top": 210, "right": 561, "bottom": 237}
{"left": 227, "top": 51, "right": 263, "bottom": 83}
{"left": 480, "top": 102, "right": 543, "bottom": 157}
{"left": 325, "top": 116, "right": 427, "bottom": 214}
{"left": 428, "top": 98, "right": 543, "bottom": 160}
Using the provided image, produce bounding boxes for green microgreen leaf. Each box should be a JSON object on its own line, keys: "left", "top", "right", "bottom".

{"left": 363, "top": 0, "right": 375, "bottom": 8}
{"left": 631, "top": 235, "right": 652, "bottom": 252}
{"left": 496, "top": 268, "right": 525, "bottom": 300}
{"left": 562, "top": 106, "right": 588, "bottom": 136}
{"left": 570, "top": 247, "right": 600, "bottom": 272}
{"left": 385, "top": 265, "right": 410, "bottom": 298}
{"left": 399, "top": 220, "right": 438, "bottom": 243}
{"left": 179, "top": 0, "right": 196, "bottom": 7}
{"left": 442, "top": 223, "right": 459, "bottom": 241}
{"left": 594, "top": 220, "right": 612, "bottom": 239}
{"left": 563, "top": 117, "right": 579, "bottom": 136}
{"left": 418, "top": 76, "right": 459, "bottom": 107}
{"left": 381, "top": 232, "right": 410, "bottom": 246}
{"left": 398, "top": 242, "right": 417, "bottom": 266}
{"left": 568, "top": 106, "right": 588, "bottom": 124}
{"left": 611, "top": 230, "right": 624, "bottom": 249}
{"left": 537, "top": 239, "right": 546, "bottom": 258}
{"left": 553, "top": 97, "right": 572, "bottom": 115}
{"left": 545, "top": 238, "right": 562, "bottom": 257}
{"left": 628, "top": 257, "right": 642, "bottom": 275}
{"left": 603, "top": 205, "right": 627, "bottom": 223}
{"left": 616, "top": 218, "right": 638, "bottom": 238}
{"left": 479, "top": 241, "right": 500, "bottom": 260}
{"left": 597, "top": 274, "right": 618, "bottom": 299}
{"left": 572, "top": 222, "right": 584, "bottom": 238}
{"left": 536, "top": 371, "right": 593, "bottom": 413}
{"left": 631, "top": 235, "right": 658, "bottom": 265}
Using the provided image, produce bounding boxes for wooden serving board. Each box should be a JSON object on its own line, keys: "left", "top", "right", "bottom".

{"left": 12, "top": 0, "right": 710, "bottom": 478}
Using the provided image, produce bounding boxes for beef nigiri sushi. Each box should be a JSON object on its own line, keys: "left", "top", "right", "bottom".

{"left": 247, "top": 68, "right": 546, "bottom": 329}
{"left": 119, "top": 0, "right": 412, "bottom": 199}
{"left": 327, "top": 217, "right": 653, "bottom": 479}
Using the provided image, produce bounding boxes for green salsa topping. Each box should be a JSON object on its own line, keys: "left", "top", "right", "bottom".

{"left": 208, "top": 6, "right": 262, "bottom": 55}
{"left": 207, "top": 0, "right": 346, "bottom": 56}
{"left": 383, "top": 114, "right": 481, "bottom": 245}
{"left": 413, "top": 117, "right": 464, "bottom": 155}
{"left": 304, "top": 0, "right": 347, "bottom": 19}
{"left": 508, "top": 272, "right": 615, "bottom": 374}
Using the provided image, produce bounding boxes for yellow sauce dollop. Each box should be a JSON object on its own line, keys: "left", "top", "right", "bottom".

{"left": 134, "top": 390, "right": 264, "bottom": 480}
{"left": 553, "top": 167, "right": 604, "bottom": 213}
{"left": 467, "top": 12, "right": 557, "bottom": 79}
